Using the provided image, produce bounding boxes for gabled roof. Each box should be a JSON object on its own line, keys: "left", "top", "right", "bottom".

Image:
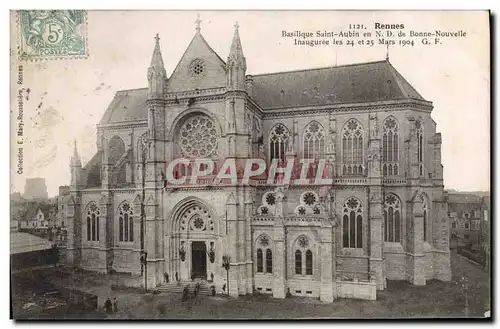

{"left": 167, "top": 32, "right": 227, "bottom": 92}
{"left": 24, "top": 202, "right": 40, "bottom": 220}
{"left": 250, "top": 60, "right": 426, "bottom": 109}
{"left": 23, "top": 202, "right": 55, "bottom": 221}
{"left": 99, "top": 88, "right": 149, "bottom": 124}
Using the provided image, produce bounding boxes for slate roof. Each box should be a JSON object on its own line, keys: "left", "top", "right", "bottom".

{"left": 84, "top": 150, "right": 103, "bottom": 188}
{"left": 10, "top": 232, "right": 54, "bottom": 254}
{"left": 98, "top": 60, "right": 426, "bottom": 124}
{"left": 250, "top": 60, "right": 425, "bottom": 109}
{"left": 99, "top": 88, "right": 148, "bottom": 124}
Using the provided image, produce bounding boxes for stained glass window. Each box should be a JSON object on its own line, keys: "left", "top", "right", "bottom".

{"left": 342, "top": 197, "right": 363, "bottom": 248}
{"left": 118, "top": 202, "right": 134, "bottom": 242}
{"left": 179, "top": 115, "right": 219, "bottom": 157}
{"left": 86, "top": 202, "right": 100, "bottom": 242}
{"left": 384, "top": 193, "right": 401, "bottom": 242}
{"left": 266, "top": 249, "right": 273, "bottom": 273}
{"left": 303, "top": 121, "right": 325, "bottom": 159}
{"left": 269, "top": 123, "right": 290, "bottom": 162}
{"left": 257, "top": 249, "right": 263, "bottom": 272}
{"left": 342, "top": 119, "right": 364, "bottom": 176}
{"left": 382, "top": 116, "right": 399, "bottom": 176}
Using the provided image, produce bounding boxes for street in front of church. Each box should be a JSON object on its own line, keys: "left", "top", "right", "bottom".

{"left": 41, "top": 251, "right": 488, "bottom": 319}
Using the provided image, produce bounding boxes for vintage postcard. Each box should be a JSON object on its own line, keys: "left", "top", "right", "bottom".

{"left": 9, "top": 10, "right": 490, "bottom": 320}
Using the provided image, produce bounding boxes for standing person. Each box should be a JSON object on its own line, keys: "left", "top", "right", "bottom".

{"left": 104, "top": 298, "right": 112, "bottom": 314}
{"left": 113, "top": 297, "right": 118, "bottom": 313}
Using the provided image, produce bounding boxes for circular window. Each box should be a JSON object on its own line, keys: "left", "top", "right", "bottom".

{"left": 189, "top": 59, "right": 205, "bottom": 77}
{"left": 179, "top": 115, "right": 219, "bottom": 157}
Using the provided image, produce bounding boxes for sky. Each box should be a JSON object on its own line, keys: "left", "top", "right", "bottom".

{"left": 9, "top": 10, "right": 490, "bottom": 197}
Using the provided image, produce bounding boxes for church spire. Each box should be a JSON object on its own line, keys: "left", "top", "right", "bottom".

{"left": 71, "top": 139, "right": 81, "bottom": 167}
{"left": 147, "top": 33, "right": 167, "bottom": 99}
{"left": 227, "top": 22, "right": 246, "bottom": 69}
{"left": 150, "top": 33, "right": 165, "bottom": 69}
{"left": 227, "top": 22, "right": 246, "bottom": 91}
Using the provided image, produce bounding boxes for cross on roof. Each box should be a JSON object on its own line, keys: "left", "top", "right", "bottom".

{"left": 195, "top": 14, "right": 202, "bottom": 32}
{"left": 234, "top": 21, "right": 239, "bottom": 31}
{"left": 154, "top": 33, "right": 160, "bottom": 43}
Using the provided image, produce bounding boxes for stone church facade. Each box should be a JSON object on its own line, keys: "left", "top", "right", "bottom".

{"left": 64, "top": 22, "right": 451, "bottom": 302}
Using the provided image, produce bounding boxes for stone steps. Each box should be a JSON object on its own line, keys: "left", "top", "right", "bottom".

{"left": 156, "top": 281, "right": 215, "bottom": 296}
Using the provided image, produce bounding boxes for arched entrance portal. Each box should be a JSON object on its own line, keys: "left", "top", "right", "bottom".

{"left": 168, "top": 198, "right": 221, "bottom": 282}
{"left": 192, "top": 241, "right": 207, "bottom": 279}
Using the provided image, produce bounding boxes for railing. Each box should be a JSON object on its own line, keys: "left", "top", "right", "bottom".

{"left": 382, "top": 178, "right": 407, "bottom": 185}
{"left": 334, "top": 178, "right": 367, "bottom": 185}
{"left": 164, "top": 87, "right": 226, "bottom": 100}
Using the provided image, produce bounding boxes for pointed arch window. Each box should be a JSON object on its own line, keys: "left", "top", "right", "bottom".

{"left": 118, "top": 202, "right": 134, "bottom": 242}
{"left": 303, "top": 121, "right": 325, "bottom": 159}
{"left": 257, "top": 249, "right": 263, "bottom": 273}
{"left": 108, "top": 135, "right": 127, "bottom": 185}
{"left": 342, "top": 119, "right": 364, "bottom": 176}
{"left": 256, "top": 235, "right": 272, "bottom": 274}
{"left": 294, "top": 236, "right": 313, "bottom": 275}
{"left": 266, "top": 249, "right": 273, "bottom": 273}
{"left": 422, "top": 196, "right": 428, "bottom": 242}
{"left": 305, "top": 250, "right": 313, "bottom": 275}
{"left": 384, "top": 194, "right": 401, "bottom": 242}
{"left": 295, "top": 250, "right": 302, "bottom": 274}
{"left": 416, "top": 119, "right": 424, "bottom": 176}
{"left": 382, "top": 117, "right": 399, "bottom": 176}
{"left": 342, "top": 197, "right": 363, "bottom": 248}
{"left": 269, "top": 123, "right": 290, "bottom": 162}
{"left": 85, "top": 202, "right": 100, "bottom": 242}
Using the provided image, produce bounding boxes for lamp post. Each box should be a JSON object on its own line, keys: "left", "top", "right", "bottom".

{"left": 458, "top": 276, "right": 469, "bottom": 317}
{"left": 222, "top": 254, "right": 231, "bottom": 296}
{"left": 141, "top": 251, "right": 148, "bottom": 292}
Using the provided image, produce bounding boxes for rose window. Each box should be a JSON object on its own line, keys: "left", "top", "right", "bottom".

{"left": 303, "top": 192, "right": 317, "bottom": 206}
{"left": 179, "top": 115, "right": 219, "bottom": 157}
{"left": 193, "top": 216, "right": 204, "bottom": 230}
{"left": 260, "top": 235, "right": 269, "bottom": 247}
{"left": 298, "top": 237, "right": 309, "bottom": 248}
{"left": 265, "top": 193, "right": 276, "bottom": 206}
{"left": 189, "top": 59, "right": 205, "bottom": 76}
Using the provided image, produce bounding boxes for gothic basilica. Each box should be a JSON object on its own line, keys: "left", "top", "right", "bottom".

{"left": 64, "top": 21, "right": 451, "bottom": 302}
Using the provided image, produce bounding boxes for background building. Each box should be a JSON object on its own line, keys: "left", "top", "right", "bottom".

{"left": 448, "top": 193, "right": 482, "bottom": 250}
{"left": 23, "top": 178, "right": 49, "bottom": 200}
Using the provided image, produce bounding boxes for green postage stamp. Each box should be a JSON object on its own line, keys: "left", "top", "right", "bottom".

{"left": 18, "top": 10, "right": 88, "bottom": 60}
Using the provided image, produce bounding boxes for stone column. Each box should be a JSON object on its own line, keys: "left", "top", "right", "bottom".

{"left": 66, "top": 194, "right": 81, "bottom": 266}
{"left": 226, "top": 192, "right": 240, "bottom": 297}
{"left": 99, "top": 193, "right": 113, "bottom": 274}
{"left": 244, "top": 198, "right": 254, "bottom": 294}
{"left": 145, "top": 193, "right": 161, "bottom": 288}
{"left": 369, "top": 190, "right": 385, "bottom": 290}
{"left": 272, "top": 220, "right": 286, "bottom": 299}
{"left": 238, "top": 194, "right": 247, "bottom": 295}
{"left": 432, "top": 195, "right": 452, "bottom": 281}
{"left": 101, "top": 137, "right": 112, "bottom": 190}
{"left": 368, "top": 113, "right": 385, "bottom": 290}
{"left": 409, "top": 192, "right": 426, "bottom": 286}
{"left": 320, "top": 225, "right": 334, "bottom": 302}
